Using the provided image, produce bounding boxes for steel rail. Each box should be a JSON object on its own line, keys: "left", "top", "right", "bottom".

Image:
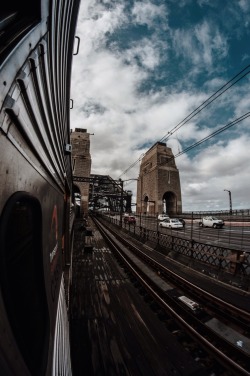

{"left": 106, "top": 219, "right": 250, "bottom": 321}
{"left": 94, "top": 217, "right": 250, "bottom": 376}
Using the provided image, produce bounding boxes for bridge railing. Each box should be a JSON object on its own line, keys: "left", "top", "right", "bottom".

{"left": 99, "top": 213, "right": 250, "bottom": 290}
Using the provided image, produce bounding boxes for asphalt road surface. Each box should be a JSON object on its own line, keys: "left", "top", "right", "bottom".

{"left": 121, "top": 216, "right": 250, "bottom": 252}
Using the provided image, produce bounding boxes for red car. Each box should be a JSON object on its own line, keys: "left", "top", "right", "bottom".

{"left": 124, "top": 215, "right": 136, "bottom": 224}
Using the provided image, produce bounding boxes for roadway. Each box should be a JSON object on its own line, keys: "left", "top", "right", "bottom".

{"left": 120, "top": 216, "right": 250, "bottom": 252}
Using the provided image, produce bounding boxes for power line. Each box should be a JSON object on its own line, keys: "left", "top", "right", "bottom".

{"left": 122, "top": 111, "right": 250, "bottom": 180}
{"left": 159, "top": 64, "right": 250, "bottom": 143}
{"left": 135, "top": 111, "right": 250, "bottom": 181}
{"left": 159, "top": 111, "right": 250, "bottom": 167}
{"left": 118, "top": 153, "right": 145, "bottom": 178}
{"left": 118, "top": 64, "right": 250, "bottom": 178}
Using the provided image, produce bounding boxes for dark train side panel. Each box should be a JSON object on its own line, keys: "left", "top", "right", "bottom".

{"left": 0, "top": 0, "right": 81, "bottom": 374}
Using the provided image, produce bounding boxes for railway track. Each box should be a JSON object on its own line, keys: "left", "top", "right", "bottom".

{"left": 92, "top": 216, "right": 250, "bottom": 376}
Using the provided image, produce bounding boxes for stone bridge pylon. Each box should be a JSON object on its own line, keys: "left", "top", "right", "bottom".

{"left": 136, "top": 142, "right": 182, "bottom": 215}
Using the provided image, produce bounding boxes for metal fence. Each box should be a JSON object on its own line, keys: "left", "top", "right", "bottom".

{"left": 100, "top": 213, "right": 250, "bottom": 290}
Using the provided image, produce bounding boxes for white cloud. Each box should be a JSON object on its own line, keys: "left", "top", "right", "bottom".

{"left": 239, "top": 0, "right": 250, "bottom": 12}
{"left": 131, "top": 0, "right": 168, "bottom": 28}
{"left": 197, "top": 0, "right": 210, "bottom": 6}
{"left": 179, "top": 136, "right": 250, "bottom": 210}
{"left": 70, "top": 1, "right": 250, "bottom": 211}
{"left": 122, "top": 38, "right": 164, "bottom": 71}
{"left": 172, "top": 21, "right": 228, "bottom": 69}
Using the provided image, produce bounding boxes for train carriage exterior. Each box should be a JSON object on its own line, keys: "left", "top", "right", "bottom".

{"left": 0, "top": 0, "right": 80, "bottom": 374}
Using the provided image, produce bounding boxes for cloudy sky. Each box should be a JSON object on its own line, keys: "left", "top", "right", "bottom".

{"left": 70, "top": 0, "right": 250, "bottom": 212}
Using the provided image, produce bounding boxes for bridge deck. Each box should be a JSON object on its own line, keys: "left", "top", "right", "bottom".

{"left": 70, "top": 219, "right": 207, "bottom": 375}
{"left": 69, "top": 218, "right": 249, "bottom": 375}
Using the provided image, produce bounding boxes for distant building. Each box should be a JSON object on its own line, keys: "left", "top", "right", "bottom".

{"left": 136, "top": 142, "right": 182, "bottom": 215}
{"left": 70, "top": 128, "right": 92, "bottom": 216}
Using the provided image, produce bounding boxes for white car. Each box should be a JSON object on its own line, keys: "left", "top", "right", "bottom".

{"left": 159, "top": 218, "right": 183, "bottom": 229}
{"left": 199, "top": 216, "right": 224, "bottom": 229}
{"left": 158, "top": 214, "right": 169, "bottom": 221}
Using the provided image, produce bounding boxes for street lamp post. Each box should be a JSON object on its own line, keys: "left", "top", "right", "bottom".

{"left": 119, "top": 179, "right": 124, "bottom": 227}
{"left": 224, "top": 189, "right": 232, "bottom": 215}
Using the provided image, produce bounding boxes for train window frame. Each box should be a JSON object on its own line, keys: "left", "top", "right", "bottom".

{"left": 0, "top": 192, "right": 49, "bottom": 375}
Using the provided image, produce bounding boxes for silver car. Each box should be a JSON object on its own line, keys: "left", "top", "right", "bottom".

{"left": 158, "top": 214, "right": 169, "bottom": 221}
{"left": 159, "top": 218, "right": 183, "bottom": 229}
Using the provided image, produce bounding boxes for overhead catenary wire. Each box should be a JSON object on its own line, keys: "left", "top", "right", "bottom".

{"left": 119, "top": 153, "right": 145, "bottom": 177}
{"left": 128, "top": 111, "right": 250, "bottom": 180}
{"left": 159, "top": 64, "right": 250, "bottom": 143}
{"left": 118, "top": 64, "right": 250, "bottom": 179}
{"left": 160, "top": 111, "right": 250, "bottom": 167}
